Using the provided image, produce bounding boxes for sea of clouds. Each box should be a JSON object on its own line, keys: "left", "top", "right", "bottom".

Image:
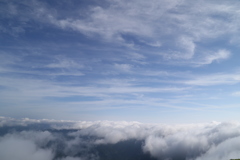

{"left": 1, "top": 117, "right": 240, "bottom": 160}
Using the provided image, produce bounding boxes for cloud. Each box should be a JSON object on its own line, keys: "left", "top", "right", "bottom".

{"left": 0, "top": 135, "right": 53, "bottom": 160}
{"left": 2, "top": 0, "right": 238, "bottom": 65}
{"left": 145, "top": 41, "right": 162, "bottom": 47}
{"left": 0, "top": 75, "right": 188, "bottom": 111}
{"left": 195, "top": 136, "right": 240, "bottom": 160}
{"left": 46, "top": 59, "right": 83, "bottom": 69}
{"left": 232, "top": 91, "right": 240, "bottom": 97}
{"left": 58, "top": 157, "right": 82, "bottom": 160}
{"left": 70, "top": 121, "right": 148, "bottom": 144}
{"left": 68, "top": 120, "right": 240, "bottom": 160}
{"left": 0, "top": 52, "right": 21, "bottom": 67}
{"left": 184, "top": 72, "right": 240, "bottom": 86}
{"left": 114, "top": 63, "right": 132, "bottom": 73}
{"left": 196, "top": 49, "right": 231, "bottom": 66}
{"left": 142, "top": 122, "right": 240, "bottom": 160}
{"left": 59, "top": 121, "right": 240, "bottom": 160}
{"left": 126, "top": 52, "right": 146, "bottom": 64}
{"left": 0, "top": 116, "right": 75, "bottom": 128}
{"left": 2, "top": 117, "right": 240, "bottom": 160}
{"left": 161, "top": 36, "right": 196, "bottom": 60}
{"left": 43, "top": 0, "right": 234, "bottom": 64}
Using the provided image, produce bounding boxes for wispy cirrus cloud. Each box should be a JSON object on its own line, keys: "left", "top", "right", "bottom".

{"left": 232, "top": 92, "right": 240, "bottom": 97}
{"left": 46, "top": 58, "right": 84, "bottom": 69}
{"left": 1, "top": 0, "right": 240, "bottom": 122}
{"left": 194, "top": 49, "right": 231, "bottom": 66}
{"left": 184, "top": 72, "right": 240, "bottom": 86}
{"left": 1, "top": 0, "right": 238, "bottom": 65}
{"left": 113, "top": 63, "right": 132, "bottom": 73}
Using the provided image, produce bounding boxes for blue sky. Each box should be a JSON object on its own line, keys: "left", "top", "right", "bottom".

{"left": 0, "top": 0, "right": 240, "bottom": 123}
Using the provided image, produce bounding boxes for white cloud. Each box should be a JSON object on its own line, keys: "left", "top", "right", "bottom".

{"left": 44, "top": 0, "right": 235, "bottom": 64}
{"left": 66, "top": 120, "right": 240, "bottom": 160}
{"left": 142, "top": 122, "right": 240, "bottom": 160}
{"left": 2, "top": 0, "right": 239, "bottom": 66}
{"left": 127, "top": 52, "right": 145, "bottom": 62}
{"left": 18, "top": 131, "right": 55, "bottom": 147}
{"left": 232, "top": 91, "right": 240, "bottom": 96}
{"left": 0, "top": 135, "right": 53, "bottom": 160}
{"left": 0, "top": 52, "right": 21, "bottom": 66}
{"left": 0, "top": 76, "right": 188, "bottom": 102}
{"left": 46, "top": 59, "right": 83, "bottom": 69}
{"left": 195, "top": 136, "right": 240, "bottom": 160}
{"left": 114, "top": 63, "right": 132, "bottom": 72}
{"left": 2, "top": 117, "right": 240, "bottom": 160}
{"left": 147, "top": 41, "right": 162, "bottom": 47}
{"left": 184, "top": 72, "right": 240, "bottom": 86}
{"left": 140, "top": 40, "right": 162, "bottom": 47}
{"left": 196, "top": 49, "right": 231, "bottom": 66}
{"left": 161, "top": 36, "right": 196, "bottom": 60}
{"left": 0, "top": 116, "right": 75, "bottom": 128}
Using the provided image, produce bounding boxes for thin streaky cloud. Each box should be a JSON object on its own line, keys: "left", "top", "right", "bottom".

{"left": 0, "top": 0, "right": 240, "bottom": 122}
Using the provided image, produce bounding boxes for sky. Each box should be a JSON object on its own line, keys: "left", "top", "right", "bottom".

{"left": 0, "top": 0, "right": 240, "bottom": 123}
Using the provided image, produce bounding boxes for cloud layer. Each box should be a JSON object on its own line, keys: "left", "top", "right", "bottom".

{"left": 1, "top": 117, "right": 240, "bottom": 160}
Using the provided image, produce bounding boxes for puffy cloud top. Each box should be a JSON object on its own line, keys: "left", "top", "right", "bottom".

{"left": 1, "top": 117, "right": 240, "bottom": 160}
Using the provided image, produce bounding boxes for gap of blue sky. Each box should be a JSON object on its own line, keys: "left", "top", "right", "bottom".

{"left": 0, "top": 0, "right": 240, "bottom": 123}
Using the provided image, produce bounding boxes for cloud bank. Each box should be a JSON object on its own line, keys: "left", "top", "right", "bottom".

{"left": 1, "top": 117, "right": 240, "bottom": 160}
